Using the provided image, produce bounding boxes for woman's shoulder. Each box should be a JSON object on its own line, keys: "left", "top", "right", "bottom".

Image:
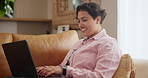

{"left": 94, "top": 34, "right": 117, "bottom": 48}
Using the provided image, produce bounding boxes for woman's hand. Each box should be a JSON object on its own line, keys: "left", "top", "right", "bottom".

{"left": 36, "top": 65, "right": 63, "bottom": 77}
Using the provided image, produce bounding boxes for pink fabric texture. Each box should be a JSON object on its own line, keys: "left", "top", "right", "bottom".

{"left": 61, "top": 29, "right": 122, "bottom": 78}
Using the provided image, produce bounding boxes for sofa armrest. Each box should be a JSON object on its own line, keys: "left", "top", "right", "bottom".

{"left": 112, "top": 54, "right": 135, "bottom": 78}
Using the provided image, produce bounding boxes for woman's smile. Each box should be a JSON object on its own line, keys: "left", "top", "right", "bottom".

{"left": 81, "top": 27, "right": 87, "bottom": 32}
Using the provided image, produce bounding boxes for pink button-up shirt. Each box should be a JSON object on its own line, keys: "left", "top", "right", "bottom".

{"left": 61, "top": 29, "right": 122, "bottom": 78}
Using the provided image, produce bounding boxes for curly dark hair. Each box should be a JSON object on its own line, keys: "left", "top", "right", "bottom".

{"left": 76, "top": 2, "right": 107, "bottom": 24}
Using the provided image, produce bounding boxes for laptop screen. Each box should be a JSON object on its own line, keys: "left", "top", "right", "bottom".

{"left": 2, "top": 40, "right": 39, "bottom": 78}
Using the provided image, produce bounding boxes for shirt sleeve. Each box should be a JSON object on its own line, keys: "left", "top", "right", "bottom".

{"left": 66, "top": 39, "right": 122, "bottom": 78}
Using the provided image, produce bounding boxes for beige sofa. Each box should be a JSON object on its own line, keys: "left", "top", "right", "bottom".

{"left": 0, "top": 30, "right": 147, "bottom": 78}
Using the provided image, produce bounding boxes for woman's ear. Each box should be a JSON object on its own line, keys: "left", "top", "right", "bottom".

{"left": 96, "top": 16, "right": 101, "bottom": 24}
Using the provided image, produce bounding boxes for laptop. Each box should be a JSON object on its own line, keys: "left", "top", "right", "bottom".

{"left": 2, "top": 40, "right": 40, "bottom": 78}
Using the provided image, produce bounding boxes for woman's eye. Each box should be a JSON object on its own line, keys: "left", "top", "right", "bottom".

{"left": 82, "top": 19, "right": 87, "bottom": 22}
{"left": 77, "top": 20, "right": 80, "bottom": 23}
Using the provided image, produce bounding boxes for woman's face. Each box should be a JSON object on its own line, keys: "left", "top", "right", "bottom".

{"left": 77, "top": 10, "right": 101, "bottom": 37}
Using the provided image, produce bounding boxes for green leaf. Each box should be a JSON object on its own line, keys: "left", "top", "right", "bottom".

{"left": 0, "top": 5, "right": 5, "bottom": 10}
{"left": 0, "top": 10, "right": 6, "bottom": 17}
{"left": 7, "top": 0, "right": 14, "bottom": 2}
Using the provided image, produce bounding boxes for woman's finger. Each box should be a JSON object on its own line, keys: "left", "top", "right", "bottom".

{"left": 45, "top": 70, "right": 55, "bottom": 77}
{"left": 36, "top": 66, "right": 44, "bottom": 73}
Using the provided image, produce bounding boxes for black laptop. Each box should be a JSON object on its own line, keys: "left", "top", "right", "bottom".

{"left": 2, "top": 40, "right": 39, "bottom": 78}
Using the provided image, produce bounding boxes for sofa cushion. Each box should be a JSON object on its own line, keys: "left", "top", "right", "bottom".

{"left": 12, "top": 30, "right": 79, "bottom": 67}
{"left": 112, "top": 54, "right": 135, "bottom": 78}
{"left": 0, "top": 33, "right": 13, "bottom": 78}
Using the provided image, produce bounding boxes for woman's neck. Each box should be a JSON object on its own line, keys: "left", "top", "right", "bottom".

{"left": 87, "top": 27, "right": 102, "bottom": 39}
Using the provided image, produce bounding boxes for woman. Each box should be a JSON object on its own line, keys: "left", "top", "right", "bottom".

{"left": 36, "top": 2, "right": 122, "bottom": 78}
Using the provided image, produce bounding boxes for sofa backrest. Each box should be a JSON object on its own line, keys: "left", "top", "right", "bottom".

{"left": 12, "top": 30, "right": 79, "bottom": 66}
{"left": 0, "top": 30, "right": 79, "bottom": 78}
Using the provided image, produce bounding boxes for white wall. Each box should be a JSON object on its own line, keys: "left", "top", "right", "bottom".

{"left": 14, "top": 0, "right": 48, "bottom": 19}
{"left": 14, "top": 0, "right": 52, "bottom": 19}
{"left": 101, "top": 0, "right": 117, "bottom": 39}
{"left": 47, "top": 0, "right": 53, "bottom": 19}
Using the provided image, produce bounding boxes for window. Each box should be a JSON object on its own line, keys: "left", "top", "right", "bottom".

{"left": 118, "top": 0, "right": 148, "bottom": 59}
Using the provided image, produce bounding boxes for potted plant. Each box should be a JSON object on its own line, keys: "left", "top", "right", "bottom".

{"left": 0, "top": 0, "right": 14, "bottom": 18}
{"left": 0, "top": 0, "right": 6, "bottom": 17}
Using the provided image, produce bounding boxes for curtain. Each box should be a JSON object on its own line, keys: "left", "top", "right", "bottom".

{"left": 117, "top": 0, "right": 148, "bottom": 59}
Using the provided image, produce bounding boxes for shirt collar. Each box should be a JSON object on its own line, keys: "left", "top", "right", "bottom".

{"left": 83, "top": 29, "right": 106, "bottom": 41}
